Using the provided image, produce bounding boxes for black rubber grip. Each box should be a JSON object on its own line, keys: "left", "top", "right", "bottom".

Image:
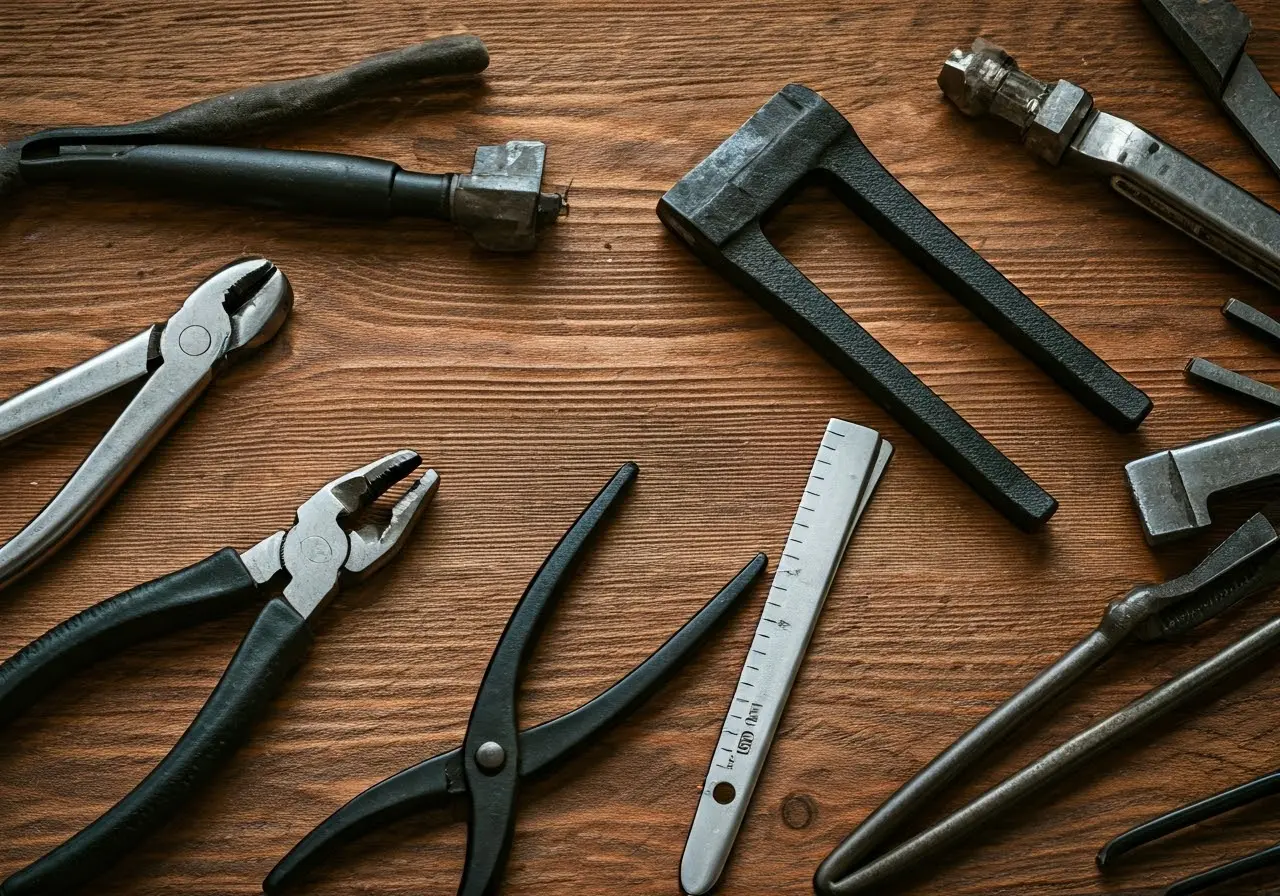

{"left": 19, "top": 145, "right": 454, "bottom": 221}
{"left": 0, "top": 548, "right": 259, "bottom": 727}
{"left": 0, "top": 598, "right": 312, "bottom": 896}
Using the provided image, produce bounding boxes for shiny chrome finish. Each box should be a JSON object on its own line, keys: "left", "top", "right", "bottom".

{"left": 248, "top": 449, "right": 438, "bottom": 620}
{"left": 0, "top": 258, "right": 291, "bottom": 592}
{"left": 940, "top": 38, "right": 1280, "bottom": 291}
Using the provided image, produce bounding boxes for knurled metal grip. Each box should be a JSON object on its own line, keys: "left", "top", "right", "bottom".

{"left": 659, "top": 84, "right": 1150, "bottom": 530}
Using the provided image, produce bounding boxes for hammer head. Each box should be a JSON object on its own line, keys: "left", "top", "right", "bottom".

{"left": 657, "top": 84, "right": 851, "bottom": 250}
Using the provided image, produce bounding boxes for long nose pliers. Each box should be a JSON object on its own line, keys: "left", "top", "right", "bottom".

{"left": 262, "top": 461, "right": 768, "bottom": 895}
{"left": 0, "top": 257, "right": 291, "bottom": 594}
{"left": 0, "top": 450, "right": 438, "bottom": 895}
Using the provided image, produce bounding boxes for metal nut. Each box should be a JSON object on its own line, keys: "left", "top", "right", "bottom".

{"left": 1025, "top": 80, "right": 1094, "bottom": 164}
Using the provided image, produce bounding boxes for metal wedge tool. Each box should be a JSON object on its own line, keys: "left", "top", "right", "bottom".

{"left": 681, "top": 420, "right": 891, "bottom": 895}
{"left": 0, "top": 257, "right": 290, "bottom": 593}
{"left": 940, "top": 38, "right": 1280, "bottom": 291}
{"left": 0, "top": 451, "right": 436, "bottom": 895}
{"left": 1144, "top": 0, "right": 1280, "bottom": 180}
{"left": 815, "top": 505, "right": 1280, "bottom": 896}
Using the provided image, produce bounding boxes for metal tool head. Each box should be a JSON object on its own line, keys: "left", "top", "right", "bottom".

{"left": 1103, "top": 506, "right": 1280, "bottom": 642}
{"left": 451, "top": 140, "right": 566, "bottom": 252}
{"left": 178, "top": 257, "right": 292, "bottom": 358}
{"left": 240, "top": 450, "right": 438, "bottom": 619}
{"left": 940, "top": 38, "right": 1093, "bottom": 165}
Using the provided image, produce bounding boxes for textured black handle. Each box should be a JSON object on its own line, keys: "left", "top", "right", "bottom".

{"left": 0, "top": 598, "right": 312, "bottom": 896}
{"left": 0, "top": 548, "right": 259, "bottom": 726}
{"left": 3, "top": 34, "right": 489, "bottom": 198}
{"left": 823, "top": 130, "right": 1152, "bottom": 432}
{"left": 19, "top": 145, "right": 453, "bottom": 220}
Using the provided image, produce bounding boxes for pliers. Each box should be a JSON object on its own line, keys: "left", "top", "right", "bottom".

{"left": 0, "top": 449, "right": 437, "bottom": 895}
{"left": 261, "top": 462, "right": 768, "bottom": 895}
{"left": 0, "top": 257, "right": 290, "bottom": 593}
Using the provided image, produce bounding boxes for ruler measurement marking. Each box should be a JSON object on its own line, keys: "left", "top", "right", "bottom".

{"left": 681, "top": 419, "right": 892, "bottom": 896}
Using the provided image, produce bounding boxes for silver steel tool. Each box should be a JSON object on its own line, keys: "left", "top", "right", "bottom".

{"left": 681, "top": 419, "right": 891, "bottom": 895}
{"left": 939, "top": 38, "right": 1280, "bottom": 291}
{"left": 815, "top": 505, "right": 1280, "bottom": 895}
{"left": 0, "top": 257, "right": 290, "bottom": 592}
{"left": 1126, "top": 417, "right": 1280, "bottom": 545}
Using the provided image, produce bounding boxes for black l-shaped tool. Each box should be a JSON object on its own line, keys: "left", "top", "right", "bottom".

{"left": 659, "top": 84, "right": 1152, "bottom": 531}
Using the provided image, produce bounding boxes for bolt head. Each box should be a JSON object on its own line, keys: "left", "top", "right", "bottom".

{"left": 475, "top": 740, "right": 506, "bottom": 772}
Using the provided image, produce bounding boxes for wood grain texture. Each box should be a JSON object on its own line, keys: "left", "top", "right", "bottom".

{"left": 2, "top": 1, "right": 1280, "bottom": 894}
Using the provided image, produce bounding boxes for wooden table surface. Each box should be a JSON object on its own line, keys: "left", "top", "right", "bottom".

{"left": 3, "top": 2, "right": 1280, "bottom": 894}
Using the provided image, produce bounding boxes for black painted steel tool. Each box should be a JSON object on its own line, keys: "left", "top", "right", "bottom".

{"left": 659, "top": 84, "right": 1151, "bottom": 531}
{"left": 0, "top": 451, "right": 436, "bottom": 895}
{"left": 815, "top": 506, "right": 1280, "bottom": 895}
{"left": 4, "top": 36, "right": 565, "bottom": 251}
{"left": 263, "top": 462, "right": 767, "bottom": 895}
{"left": 1100, "top": 768, "right": 1280, "bottom": 894}
{"left": 1144, "top": 0, "right": 1280, "bottom": 180}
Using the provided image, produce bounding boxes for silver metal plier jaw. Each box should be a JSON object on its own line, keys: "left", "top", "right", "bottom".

{"left": 0, "top": 450, "right": 436, "bottom": 896}
{"left": 939, "top": 38, "right": 1280, "bottom": 292}
{"left": 0, "top": 257, "right": 291, "bottom": 593}
{"left": 238, "top": 449, "right": 440, "bottom": 619}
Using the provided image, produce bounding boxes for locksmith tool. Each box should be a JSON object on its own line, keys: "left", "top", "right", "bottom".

{"left": 940, "top": 38, "right": 1280, "bottom": 291}
{"left": 0, "top": 257, "right": 290, "bottom": 594}
{"left": 815, "top": 506, "right": 1280, "bottom": 895}
{"left": 5, "top": 36, "right": 565, "bottom": 251}
{"left": 1127, "top": 413, "right": 1280, "bottom": 544}
{"left": 1100, "top": 766, "right": 1280, "bottom": 894}
{"left": 1144, "top": 0, "right": 1280, "bottom": 180}
{"left": 263, "top": 462, "right": 768, "bottom": 895}
{"left": 681, "top": 419, "right": 890, "bottom": 895}
{"left": 659, "top": 85, "right": 1150, "bottom": 531}
{"left": 0, "top": 450, "right": 437, "bottom": 895}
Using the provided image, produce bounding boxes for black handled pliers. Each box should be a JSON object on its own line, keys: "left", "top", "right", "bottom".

{"left": 0, "top": 450, "right": 437, "bottom": 895}
{"left": 262, "top": 462, "right": 767, "bottom": 895}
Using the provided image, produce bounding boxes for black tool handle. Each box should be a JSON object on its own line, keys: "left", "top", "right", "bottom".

{"left": 263, "top": 749, "right": 463, "bottom": 894}
{"left": 721, "top": 226, "right": 1057, "bottom": 530}
{"left": 262, "top": 553, "right": 767, "bottom": 894}
{"left": 0, "top": 548, "right": 260, "bottom": 726}
{"left": 0, "top": 598, "right": 312, "bottom": 896}
{"left": 18, "top": 144, "right": 452, "bottom": 220}
{"left": 822, "top": 131, "right": 1151, "bottom": 432}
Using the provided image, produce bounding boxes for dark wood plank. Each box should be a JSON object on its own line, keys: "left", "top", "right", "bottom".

{"left": 2, "top": 1, "right": 1280, "bottom": 893}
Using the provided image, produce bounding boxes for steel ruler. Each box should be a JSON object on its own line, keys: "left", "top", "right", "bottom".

{"left": 680, "top": 418, "right": 891, "bottom": 895}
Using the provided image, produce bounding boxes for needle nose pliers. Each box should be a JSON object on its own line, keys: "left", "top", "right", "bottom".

{"left": 262, "top": 461, "right": 768, "bottom": 895}
{"left": 0, "top": 450, "right": 438, "bottom": 895}
{"left": 0, "top": 257, "right": 291, "bottom": 593}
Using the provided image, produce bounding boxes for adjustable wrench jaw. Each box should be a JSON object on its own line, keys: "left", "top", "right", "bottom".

{"left": 240, "top": 450, "right": 438, "bottom": 620}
